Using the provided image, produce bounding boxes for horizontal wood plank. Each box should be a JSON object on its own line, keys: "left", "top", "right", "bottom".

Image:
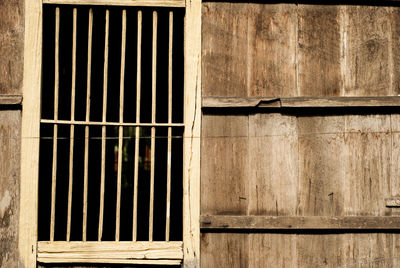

{"left": 43, "top": 0, "right": 185, "bottom": 7}
{"left": 200, "top": 215, "right": 400, "bottom": 230}
{"left": 202, "top": 96, "right": 400, "bottom": 109}
{"left": 0, "top": 94, "right": 22, "bottom": 106}
{"left": 37, "top": 241, "right": 183, "bottom": 264}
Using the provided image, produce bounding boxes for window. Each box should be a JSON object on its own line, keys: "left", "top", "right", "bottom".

{"left": 19, "top": 0, "right": 201, "bottom": 267}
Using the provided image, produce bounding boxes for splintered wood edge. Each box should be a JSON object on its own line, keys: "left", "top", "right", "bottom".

{"left": 200, "top": 215, "right": 400, "bottom": 230}
{"left": 202, "top": 96, "right": 400, "bottom": 109}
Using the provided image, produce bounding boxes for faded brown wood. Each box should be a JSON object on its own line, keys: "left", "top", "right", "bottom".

{"left": 248, "top": 113, "right": 298, "bottom": 216}
{"left": 344, "top": 6, "right": 392, "bottom": 96}
{"left": 202, "top": 3, "right": 297, "bottom": 97}
{"left": 0, "top": 0, "right": 24, "bottom": 95}
{"left": 0, "top": 111, "right": 20, "bottom": 267}
{"left": 202, "top": 96, "right": 400, "bottom": 108}
{"left": 201, "top": 115, "right": 248, "bottom": 215}
{"left": 200, "top": 215, "right": 400, "bottom": 230}
{"left": 200, "top": 233, "right": 248, "bottom": 268}
{"left": 297, "top": 116, "right": 345, "bottom": 216}
{"left": 298, "top": 5, "right": 342, "bottom": 96}
{"left": 343, "top": 115, "right": 391, "bottom": 216}
{"left": 0, "top": 95, "right": 22, "bottom": 105}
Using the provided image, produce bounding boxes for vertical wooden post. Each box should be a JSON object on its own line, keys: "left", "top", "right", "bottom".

{"left": 19, "top": 0, "right": 43, "bottom": 265}
{"left": 183, "top": 0, "right": 201, "bottom": 265}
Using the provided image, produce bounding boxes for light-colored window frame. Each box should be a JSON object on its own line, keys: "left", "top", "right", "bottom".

{"left": 19, "top": 0, "right": 201, "bottom": 267}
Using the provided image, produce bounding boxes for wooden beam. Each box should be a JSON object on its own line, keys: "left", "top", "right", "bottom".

{"left": 0, "top": 94, "right": 22, "bottom": 106}
{"left": 37, "top": 241, "right": 183, "bottom": 264}
{"left": 200, "top": 215, "right": 400, "bottom": 230}
{"left": 42, "top": 0, "right": 185, "bottom": 7}
{"left": 202, "top": 96, "right": 400, "bottom": 109}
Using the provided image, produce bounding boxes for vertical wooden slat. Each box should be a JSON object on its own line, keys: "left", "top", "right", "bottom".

{"left": 50, "top": 7, "right": 60, "bottom": 242}
{"left": 115, "top": 9, "right": 127, "bottom": 242}
{"left": 132, "top": 10, "right": 142, "bottom": 242}
{"left": 98, "top": 9, "right": 110, "bottom": 242}
{"left": 82, "top": 7, "right": 93, "bottom": 242}
{"left": 149, "top": 10, "right": 157, "bottom": 242}
{"left": 66, "top": 8, "right": 77, "bottom": 242}
{"left": 165, "top": 11, "right": 173, "bottom": 242}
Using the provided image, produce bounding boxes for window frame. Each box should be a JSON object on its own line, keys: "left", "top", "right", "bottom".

{"left": 19, "top": 0, "right": 201, "bottom": 267}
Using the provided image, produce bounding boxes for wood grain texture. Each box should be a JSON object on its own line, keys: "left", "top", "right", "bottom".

{"left": 248, "top": 113, "right": 298, "bottom": 216}
{"left": 202, "top": 3, "right": 297, "bottom": 97}
{"left": 343, "top": 115, "right": 391, "bottom": 216}
{"left": 201, "top": 115, "right": 249, "bottom": 215}
{"left": 37, "top": 241, "right": 183, "bottom": 262}
{"left": 202, "top": 96, "right": 400, "bottom": 108}
{"left": 344, "top": 6, "right": 392, "bottom": 96}
{"left": 298, "top": 5, "right": 342, "bottom": 96}
{"left": 297, "top": 116, "right": 345, "bottom": 216}
{"left": 0, "top": 0, "right": 24, "bottom": 94}
{"left": 0, "top": 111, "right": 20, "bottom": 267}
{"left": 201, "top": 215, "right": 400, "bottom": 230}
{"left": 200, "top": 233, "right": 248, "bottom": 268}
{"left": 202, "top": 3, "right": 400, "bottom": 97}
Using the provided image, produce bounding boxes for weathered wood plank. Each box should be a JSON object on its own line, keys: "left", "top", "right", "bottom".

{"left": 202, "top": 96, "right": 400, "bottom": 108}
{"left": 37, "top": 241, "right": 183, "bottom": 261}
{"left": 201, "top": 115, "right": 249, "bottom": 215}
{"left": 298, "top": 5, "right": 342, "bottom": 96}
{"left": 0, "top": 0, "right": 24, "bottom": 95}
{"left": 297, "top": 116, "right": 345, "bottom": 216}
{"left": 247, "top": 3, "right": 297, "bottom": 97}
{"left": 344, "top": 6, "right": 392, "bottom": 96}
{"left": 248, "top": 234, "right": 297, "bottom": 267}
{"left": 202, "top": 3, "right": 249, "bottom": 97}
{"left": 0, "top": 95, "right": 22, "bottom": 106}
{"left": 200, "top": 233, "right": 248, "bottom": 268}
{"left": 248, "top": 113, "right": 298, "bottom": 216}
{"left": 343, "top": 115, "right": 391, "bottom": 216}
{"left": 200, "top": 215, "right": 400, "bottom": 230}
{"left": 202, "top": 3, "right": 297, "bottom": 97}
{"left": 0, "top": 111, "right": 20, "bottom": 267}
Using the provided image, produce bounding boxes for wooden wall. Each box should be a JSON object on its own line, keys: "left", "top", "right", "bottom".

{"left": 0, "top": 0, "right": 23, "bottom": 267}
{"left": 201, "top": 2, "right": 400, "bottom": 267}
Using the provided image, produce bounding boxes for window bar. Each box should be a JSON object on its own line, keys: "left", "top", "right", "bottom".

{"left": 132, "top": 10, "right": 142, "bottom": 242}
{"left": 115, "top": 9, "right": 127, "bottom": 242}
{"left": 66, "top": 8, "right": 77, "bottom": 242}
{"left": 81, "top": 8, "right": 93, "bottom": 241}
{"left": 98, "top": 9, "right": 110, "bottom": 241}
{"left": 50, "top": 7, "right": 60, "bottom": 242}
{"left": 165, "top": 11, "right": 173, "bottom": 241}
{"left": 149, "top": 10, "right": 157, "bottom": 242}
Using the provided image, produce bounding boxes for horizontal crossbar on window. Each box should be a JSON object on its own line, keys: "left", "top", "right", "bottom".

{"left": 37, "top": 241, "right": 183, "bottom": 264}
{"left": 41, "top": 119, "right": 185, "bottom": 127}
{"left": 43, "top": 0, "right": 185, "bottom": 8}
